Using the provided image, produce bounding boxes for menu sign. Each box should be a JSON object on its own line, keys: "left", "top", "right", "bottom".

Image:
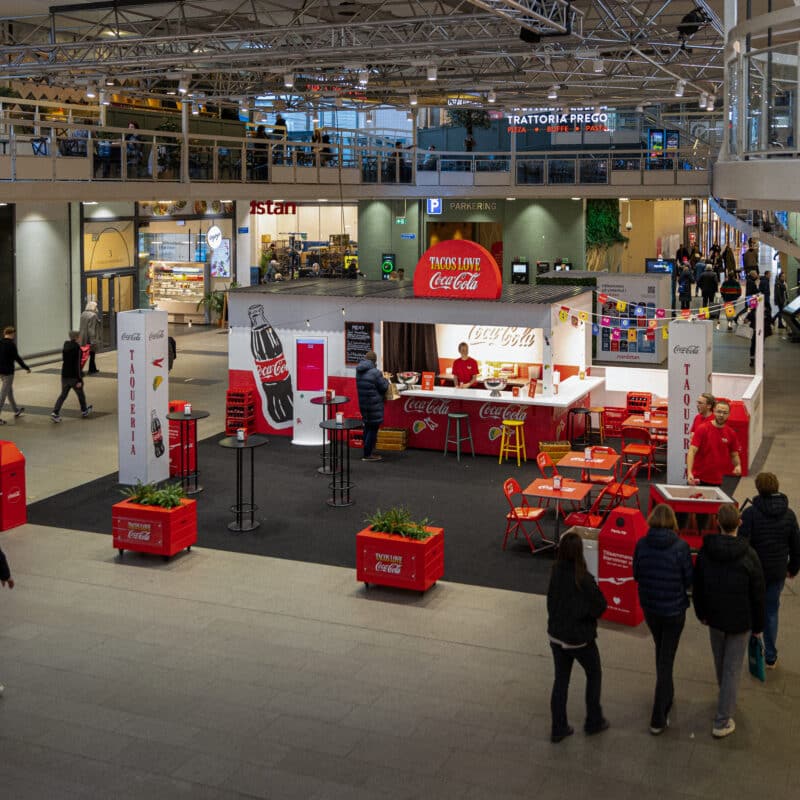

{"left": 413, "top": 239, "right": 502, "bottom": 300}
{"left": 345, "top": 321, "right": 374, "bottom": 366}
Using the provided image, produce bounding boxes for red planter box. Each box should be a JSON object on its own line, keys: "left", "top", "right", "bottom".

{"left": 112, "top": 498, "right": 197, "bottom": 559}
{"left": 356, "top": 526, "right": 444, "bottom": 592}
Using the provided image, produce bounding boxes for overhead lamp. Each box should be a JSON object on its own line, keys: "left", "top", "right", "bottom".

{"left": 284, "top": 73, "right": 294, "bottom": 88}
{"left": 99, "top": 90, "right": 110, "bottom": 106}
{"left": 699, "top": 92, "right": 708, "bottom": 108}
{"left": 487, "top": 89, "right": 496, "bottom": 104}
{"left": 312, "top": 113, "right": 319, "bottom": 124}
{"left": 427, "top": 65, "right": 437, "bottom": 81}
{"left": 178, "top": 77, "right": 189, "bottom": 95}
{"left": 706, "top": 94, "right": 715, "bottom": 111}
{"left": 191, "top": 100, "right": 199, "bottom": 115}
{"left": 239, "top": 99, "right": 249, "bottom": 116}
{"left": 547, "top": 85, "right": 558, "bottom": 100}
{"left": 358, "top": 70, "right": 369, "bottom": 86}
{"left": 593, "top": 59, "right": 604, "bottom": 73}
{"left": 86, "top": 81, "right": 97, "bottom": 99}
{"left": 410, "top": 94, "right": 418, "bottom": 106}
{"left": 406, "top": 110, "right": 415, "bottom": 121}
{"left": 674, "top": 80, "right": 685, "bottom": 98}
{"left": 104, "top": 76, "right": 115, "bottom": 86}
{"left": 635, "top": 104, "right": 644, "bottom": 114}
{"left": 365, "top": 110, "right": 373, "bottom": 124}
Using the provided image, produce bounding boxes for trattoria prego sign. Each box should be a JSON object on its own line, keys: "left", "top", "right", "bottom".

{"left": 413, "top": 239, "right": 502, "bottom": 300}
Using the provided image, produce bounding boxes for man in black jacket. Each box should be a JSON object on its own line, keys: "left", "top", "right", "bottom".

{"left": 693, "top": 504, "right": 765, "bottom": 739}
{"left": 740, "top": 472, "right": 800, "bottom": 669}
{"left": 50, "top": 331, "right": 92, "bottom": 423}
{"left": 0, "top": 326, "right": 31, "bottom": 424}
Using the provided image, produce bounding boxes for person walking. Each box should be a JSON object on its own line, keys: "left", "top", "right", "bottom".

{"left": 51, "top": 331, "right": 92, "bottom": 423}
{"left": 747, "top": 271, "right": 773, "bottom": 366}
{"left": 743, "top": 240, "right": 759, "bottom": 273}
{"left": 722, "top": 243, "right": 737, "bottom": 276}
{"left": 739, "top": 472, "right": 800, "bottom": 669}
{"left": 773, "top": 272, "right": 788, "bottom": 329}
{"left": 78, "top": 300, "right": 101, "bottom": 374}
{"left": 633, "top": 504, "right": 693, "bottom": 735}
{"left": 0, "top": 544, "right": 14, "bottom": 696}
{"left": 547, "top": 531, "right": 609, "bottom": 743}
{"left": 677, "top": 264, "right": 694, "bottom": 311}
{"left": 355, "top": 350, "right": 388, "bottom": 462}
{"left": 720, "top": 271, "right": 742, "bottom": 330}
{"left": 692, "top": 503, "right": 765, "bottom": 739}
{"left": 697, "top": 263, "right": 719, "bottom": 316}
{"left": 0, "top": 326, "right": 31, "bottom": 424}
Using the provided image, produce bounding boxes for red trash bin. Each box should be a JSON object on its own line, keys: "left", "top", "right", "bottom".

{"left": 168, "top": 400, "right": 197, "bottom": 477}
{"left": 0, "top": 440, "right": 26, "bottom": 530}
{"left": 598, "top": 507, "right": 647, "bottom": 626}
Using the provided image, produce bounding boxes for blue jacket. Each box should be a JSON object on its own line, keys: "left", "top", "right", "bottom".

{"left": 633, "top": 527, "right": 693, "bottom": 617}
{"left": 355, "top": 358, "right": 389, "bottom": 424}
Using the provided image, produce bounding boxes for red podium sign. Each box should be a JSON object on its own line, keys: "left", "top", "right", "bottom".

{"left": 598, "top": 507, "right": 647, "bottom": 626}
{"left": 413, "top": 240, "right": 502, "bottom": 300}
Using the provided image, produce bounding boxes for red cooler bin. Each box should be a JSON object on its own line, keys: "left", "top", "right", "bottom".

{"left": 598, "top": 507, "right": 647, "bottom": 626}
{"left": 168, "top": 400, "right": 197, "bottom": 476}
{"left": 0, "top": 440, "right": 26, "bottom": 530}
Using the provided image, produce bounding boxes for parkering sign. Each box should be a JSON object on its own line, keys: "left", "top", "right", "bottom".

{"left": 506, "top": 110, "right": 609, "bottom": 134}
{"left": 413, "top": 239, "right": 502, "bottom": 300}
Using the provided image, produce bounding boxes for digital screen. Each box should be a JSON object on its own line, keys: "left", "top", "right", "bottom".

{"left": 645, "top": 258, "right": 675, "bottom": 274}
{"left": 536, "top": 261, "right": 550, "bottom": 274}
{"left": 512, "top": 262, "right": 527, "bottom": 276}
{"left": 296, "top": 338, "right": 325, "bottom": 392}
{"left": 210, "top": 238, "right": 231, "bottom": 277}
{"left": 665, "top": 130, "right": 680, "bottom": 150}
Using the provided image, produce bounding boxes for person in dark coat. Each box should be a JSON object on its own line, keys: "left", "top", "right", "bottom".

{"left": 633, "top": 504, "right": 693, "bottom": 735}
{"left": 747, "top": 271, "right": 773, "bottom": 365}
{"left": 677, "top": 265, "right": 694, "bottom": 310}
{"left": 50, "top": 331, "right": 92, "bottom": 422}
{"left": 355, "top": 350, "right": 388, "bottom": 461}
{"left": 773, "top": 272, "right": 788, "bottom": 329}
{"left": 0, "top": 325, "right": 31, "bottom": 423}
{"left": 720, "top": 272, "right": 742, "bottom": 330}
{"left": 78, "top": 300, "right": 102, "bottom": 374}
{"left": 697, "top": 264, "right": 719, "bottom": 316}
{"left": 547, "top": 532, "right": 609, "bottom": 743}
{"left": 693, "top": 504, "right": 765, "bottom": 739}
{"left": 739, "top": 472, "right": 800, "bottom": 668}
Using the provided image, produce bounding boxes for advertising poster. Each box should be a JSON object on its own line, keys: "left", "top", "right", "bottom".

{"left": 117, "top": 310, "right": 170, "bottom": 485}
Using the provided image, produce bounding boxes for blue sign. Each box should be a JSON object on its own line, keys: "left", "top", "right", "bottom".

{"left": 427, "top": 198, "right": 443, "bottom": 215}
{"left": 400, "top": 233, "right": 416, "bottom": 240}
{"left": 237, "top": 227, "right": 249, "bottom": 234}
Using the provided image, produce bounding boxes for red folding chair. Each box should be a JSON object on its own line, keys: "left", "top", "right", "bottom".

{"left": 563, "top": 484, "right": 614, "bottom": 529}
{"left": 502, "top": 477, "right": 554, "bottom": 554}
{"left": 621, "top": 426, "right": 655, "bottom": 480}
{"left": 581, "top": 445, "right": 619, "bottom": 488}
{"left": 536, "top": 451, "right": 558, "bottom": 479}
{"left": 604, "top": 460, "right": 643, "bottom": 511}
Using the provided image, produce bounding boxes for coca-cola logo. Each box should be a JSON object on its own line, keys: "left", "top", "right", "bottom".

{"left": 478, "top": 403, "right": 527, "bottom": 422}
{"left": 375, "top": 553, "right": 403, "bottom": 574}
{"left": 256, "top": 357, "right": 289, "bottom": 383}
{"left": 468, "top": 325, "right": 536, "bottom": 348}
{"left": 127, "top": 530, "right": 152, "bottom": 541}
{"left": 148, "top": 330, "right": 165, "bottom": 340}
{"left": 121, "top": 332, "right": 141, "bottom": 341}
{"left": 403, "top": 397, "right": 451, "bottom": 415}
{"left": 673, "top": 345, "right": 700, "bottom": 355}
{"left": 414, "top": 240, "right": 502, "bottom": 300}
{"left": 7, "top": 488, "right": 21, "bottom": 502}
{"left": 429, "top": 271, "right": 480, "bottom": 292}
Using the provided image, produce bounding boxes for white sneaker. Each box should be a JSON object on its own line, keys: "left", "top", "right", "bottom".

{"left": 712, "top": 718, "right": 735, "bottom": 738}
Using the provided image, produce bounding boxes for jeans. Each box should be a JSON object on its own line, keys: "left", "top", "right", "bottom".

{"left": 0, "top": 373, "right": 18, "bottom": 414}
{"left": 362, "top": 421, "right": 380, "bottom": 458}
{"left": 54, "top": 378, "right": 87, "bottom": 414}
{"left": 708, "top": 628, "right": 749, "bottom": 728}
{"left": 764, "top": 580, "right": 785, "bottom": 664}
{"left": 550, "top": 640, "right": 604, "bottom": 736}
{"left": 644, "top": 610, "right": 686, "bottom": 728}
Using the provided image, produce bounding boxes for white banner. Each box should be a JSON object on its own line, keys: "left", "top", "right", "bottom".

{"left": 117, "top": 310, "right": 170, "bottom": 486}
{"left": 666, "top": 320, "right": 713, "bottom": 484}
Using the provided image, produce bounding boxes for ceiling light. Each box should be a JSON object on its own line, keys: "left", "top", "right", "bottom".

{"left": 699, "top": 92, "right": 708, "bottom": 108}
{"left": 674, "top": 80, "right": 685, "bottom": 98}
{"left": 284, "top": 73, "right": 294, "bottom": 88}
{"left": 365, "top": 111, "right": 373, "bottom": 124}
{"left": 506, "top": 197, "right": 516, "bottom": 201}
{"left": 359, "top": 70, "right": 369, "bottom": 86}
{"left": 406, "top": 110, "right": 415, "bottom": 121}
{"left": 488, "top": 89, "right": 496, "bottom": 104}
{"left": 317, "top": 198, "right": 328, "bottom": 202}
{"left": 178, "top": 78, "right": 189, "bottom": 95}
{"left": 635, "top": 104, "right": 644, "bottom": 113}
{"left": 410, "top": 94, "right": 418, "bottom": 106}
{"left": 427, "top": 65, "right": 437, "bottom": 81}
{"left": 706, "top": 94, "right": 715, "bottom": 111}
{"left": 191, "top": 101, "right": 199, "bottom": 115}
{"left": 548, "top": 85, "right": 558, "bottom": 100}
{"left": 239, "top": 99, "right": 249, "bottom": 116}
{"left": 104, "top": 76, "right": 115, "bottom": 86}
{"left": 86, "top": 81, "right": 97, "bottom": 99}
{"left": 99, "top": 90, "right": 110, "bottom": 106}
{"left": 571, "top": 197, "right": 581, "bottom": 201}
{"left": 593, "top": 59, "right": 604, "bottom": 73}
{"left": 312, "top": 113, "right": 319, "bottom": 124}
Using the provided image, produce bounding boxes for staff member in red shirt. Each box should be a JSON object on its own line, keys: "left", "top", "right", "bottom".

{"left": 690, "top": 392, "right": 715, "bottom": 436}
{"left": 451, "top": 342, "right": 480, "bottom": 388}
{"left": 686, "top": 400, "right": 742, "bottom": 486}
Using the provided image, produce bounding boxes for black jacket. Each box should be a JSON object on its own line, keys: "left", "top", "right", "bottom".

{"left": 774, "top": 280, "right": 788, "bottom": 308}
{"left": 0, "top": 546, "right": 10, "bottom": 581}
{"left": 677, "top": 269, "right": 694, "bottom": 297}
{"left": 547, "top": 562, "right": 607, "bottom": 646}
{"left": 355, "top": 358, "right": 389, "bottom": 424}
{"left": 0, "top": 338, "right": 29, "bottom": 376}
{"left": 633, "top": 527, "right": 693, "bottom": 617}
{"left": 61, "top": 339, "right": 82, "bottom": 380}
{"left": 740, "top": 493, "right": 800, "bottom": 584}
{"left": 697, "top": 270, "right": 719, "bottom": 298}
{"left": 693, "top": 534, "right": 765, "bottom": 634}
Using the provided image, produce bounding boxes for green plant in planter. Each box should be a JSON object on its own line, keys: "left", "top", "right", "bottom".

{"left": 197, "top": 290, "right": 225, "bottom": 320}
{"left": 365, "top": 506, "right": 433, "bottom": 540}
{"left": 121, "top": 481, "right": 186, "bottom": 509}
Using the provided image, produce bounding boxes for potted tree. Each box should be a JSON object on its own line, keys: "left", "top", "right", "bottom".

{"left": 112, "top": 481, "right": 197, "bottom": 559}
{"left": 356, "top": 507, "right": 444, "bottom": 592}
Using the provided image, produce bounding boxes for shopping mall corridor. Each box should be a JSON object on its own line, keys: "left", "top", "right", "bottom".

{"left": 0, "top": 320, "right": 798, "bottom": 799}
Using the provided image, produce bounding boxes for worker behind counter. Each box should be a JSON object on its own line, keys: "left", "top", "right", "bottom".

{"left": 452, "top": 342, "right": 480, "bottom": 388}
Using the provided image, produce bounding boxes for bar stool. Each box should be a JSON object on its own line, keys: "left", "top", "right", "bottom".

{"left": 567, "top": 407, "right": 593, "bottom": 449}
{"left": 444, "top": 412, "right": 475, "bottom": 462}
{"left": 498, "top": 420, "right": 527, "bottom": 467}
{"left": 588, "top": 407, "right": 606, "bottom": 444}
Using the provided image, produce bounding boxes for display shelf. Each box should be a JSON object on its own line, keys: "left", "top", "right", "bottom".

{"left": 149, "top": 260, "right": 208, "bottom": 324}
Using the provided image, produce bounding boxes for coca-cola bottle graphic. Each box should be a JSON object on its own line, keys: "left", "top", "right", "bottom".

{"left": 151, "top": 409, "right": 165, "bottom": 458}
{"left": 248, "top": 303, "right": 293, "bottom": 427}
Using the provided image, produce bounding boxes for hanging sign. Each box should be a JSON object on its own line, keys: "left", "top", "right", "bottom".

{"left": 413, "top": 239, "right": 502, "bottom": 300}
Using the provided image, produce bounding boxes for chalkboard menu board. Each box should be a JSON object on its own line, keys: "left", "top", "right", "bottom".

{"left": 345, "top": 321, "right": 374, "bottom": 366}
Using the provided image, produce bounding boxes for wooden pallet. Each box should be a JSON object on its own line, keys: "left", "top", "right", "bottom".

{"left": 376, "top": 427, "right": 408, "bottom": 451}
{"left": 538, "top": 440, "right": 571, "bottom": 461}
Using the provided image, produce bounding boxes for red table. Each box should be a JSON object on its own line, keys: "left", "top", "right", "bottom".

{"left": 557, "top": 450, "right": 620, "bottom": 474}
{"left": 623, "top": 414, "right": 668, "bottom": 431}
{"left": 523, "top": 478, "right": 592, "bottom": 541}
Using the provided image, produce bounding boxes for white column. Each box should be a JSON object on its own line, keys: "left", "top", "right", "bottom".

{"left": 236, "top": 201, "right": 252, "bottom": 285}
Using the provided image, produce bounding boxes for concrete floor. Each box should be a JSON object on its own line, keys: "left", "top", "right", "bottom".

{"left": 0, "top": 319, "right": 798, "bottom": 799}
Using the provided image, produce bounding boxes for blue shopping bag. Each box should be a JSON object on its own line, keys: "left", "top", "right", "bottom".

{"left": 748, "top": 635, "right": 766, "bottom": 682}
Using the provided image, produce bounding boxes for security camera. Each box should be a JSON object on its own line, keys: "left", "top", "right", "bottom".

{"left": 625, "top": 221, "right": 633, "bottom": 231}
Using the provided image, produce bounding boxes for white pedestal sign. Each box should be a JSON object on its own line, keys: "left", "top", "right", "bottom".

{"left": 117, "top": 310, "right": 170, "bottom": 486}
{"left": 666, "top": 319, "right": 713, "bottom": 484}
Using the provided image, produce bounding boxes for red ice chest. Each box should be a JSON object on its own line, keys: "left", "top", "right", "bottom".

{"left": 598, "top": 507, "right": 647, "bottom": 626}
{"left": 0, "top": 440, "right": 26, "bottom": 531}
{"left": 168, "top": 400, "right": 197, "bottom": 476}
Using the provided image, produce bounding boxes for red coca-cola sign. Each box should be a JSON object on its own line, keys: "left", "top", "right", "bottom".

{"left": 413, "top": 240, "right": 502, "bottom": 300}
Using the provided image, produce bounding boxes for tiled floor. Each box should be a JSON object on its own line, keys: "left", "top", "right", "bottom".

{"left": 0, "top": 319, "right": 798, "bottom": 799}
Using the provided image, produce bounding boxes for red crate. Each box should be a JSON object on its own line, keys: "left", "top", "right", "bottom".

{"left": 602, "top": 407, "right": 628, "bottom": 438}
{"left": 626, "top": 392, "right": 652, "bottom": 415}
{"left": 356, "top": 526, "right": 444, "bottom": 592}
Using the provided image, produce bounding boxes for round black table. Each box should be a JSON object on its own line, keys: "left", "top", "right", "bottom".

{"left": 319, "top": 418, "right": 363, "bottom": 507}
{"left": 217, "top": 434, "right": 269, "bottom": 532}
{"left": 166, "top": 410, "right": 210, "bottom": 495}
{"left": 310, "top": 395, "right": 350, "bottom": 475}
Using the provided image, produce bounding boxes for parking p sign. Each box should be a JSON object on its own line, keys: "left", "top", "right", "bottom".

{"left": 426, "top": 198, "right": 442, "bottom": 215}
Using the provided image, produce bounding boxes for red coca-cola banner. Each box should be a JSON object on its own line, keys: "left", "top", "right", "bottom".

{"left": 413, "top": 240, "right": 502, "bottom": 300}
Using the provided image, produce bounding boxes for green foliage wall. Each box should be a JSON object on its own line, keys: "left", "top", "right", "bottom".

{"left": 585, "top": 199, "right": 626, "bottom": 248}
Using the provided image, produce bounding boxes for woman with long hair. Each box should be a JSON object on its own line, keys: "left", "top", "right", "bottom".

{"left": 546, "top": 532, "right": 609, "bottom": 742}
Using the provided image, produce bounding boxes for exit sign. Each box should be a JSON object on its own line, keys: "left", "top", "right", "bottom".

{"left": 395, "top": 217, "right": 406, "bottom": 225}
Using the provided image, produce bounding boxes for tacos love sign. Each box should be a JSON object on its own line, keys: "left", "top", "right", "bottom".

{"left": 413, "top": 240, "right": 502, "bottom": 300}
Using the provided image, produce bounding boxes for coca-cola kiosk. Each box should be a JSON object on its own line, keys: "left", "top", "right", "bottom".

{"left": 598, "top": 507, "right": 647, "bottom": 626}
{"left": 0, "top": 440, "right": 26, "bottom": 531}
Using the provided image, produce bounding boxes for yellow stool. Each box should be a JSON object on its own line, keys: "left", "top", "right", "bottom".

{"left": 589, "top": 407, "right": 606, "bottom": 444}
{"left": 498, "top": 420, "right": 527, "bottom": 466}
